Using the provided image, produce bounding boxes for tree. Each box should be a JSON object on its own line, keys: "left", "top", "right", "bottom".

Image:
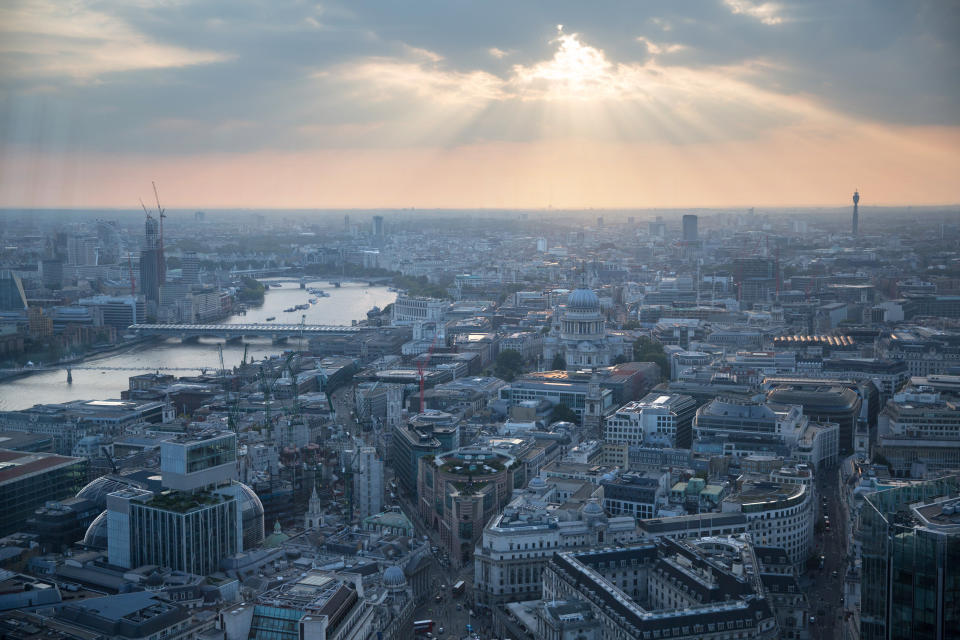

{"left": 612, "top": 354, "right": 630, "bottom": 365}
{"left": 633, "top": 336, "right": 669, "bottom": 381}
{"left": 550, "top": 354, "right": 567, "bottom": 370}
{"left": 550, "top": 403, "right": 579, "bottom": 425}
{"left": 494, "top": 349, "right": 524, "bottom": 382}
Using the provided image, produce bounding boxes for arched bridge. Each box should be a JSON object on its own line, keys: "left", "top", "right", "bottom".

{"left": 129, "top": 322, "right": 367, "bottom": 343}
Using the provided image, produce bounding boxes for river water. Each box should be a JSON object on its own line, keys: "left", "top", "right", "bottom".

{"left": 0, "top": 280, "right": 395, "bottom": 410}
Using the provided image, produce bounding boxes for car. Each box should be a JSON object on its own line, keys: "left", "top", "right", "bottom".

{"left": 831, "top": 570, "right": 839, "bottom": 578}
{"left": 456, "top": 604, "right": 462, "bottom": 611}
{"left": 809, "top": 616, "right": 816, "bottom": 624}
{"left": 438, "top": 628, "right": 444, "bottom": 635}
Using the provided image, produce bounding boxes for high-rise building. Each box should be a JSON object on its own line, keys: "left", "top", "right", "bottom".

{"left": 682, "top": 214, "right": 698, "bottom": 243}
{"left": 860, "top": 476, "right": 960, "bottom": 640}
{"left": 352, "top": 446, "right": 383, "bottom": 519}
{"left": 40, "top": 258, "right": 63, "bottom": 289}
{"left": 181, "top": 251, "right": 200, "bottom": 285}
{"left": 95, "top": 219, "right": 121, "bottom": 265}
{"left": 105, "top": 430, "right": 261, "bottom": 573}
{"left": 734, "top": 257, "right": 779, "bottom": 306}
{"left": 372, "top": 215, "right": 384, "bottom": 238}
{"left": 0, "top": 270, "right": 28, "bottom": 311}
{"left": 140, "top": 215, "right": 162, "bottom": 303}
{"left": 852, "top": 189, "right": 860, "bottom": 236}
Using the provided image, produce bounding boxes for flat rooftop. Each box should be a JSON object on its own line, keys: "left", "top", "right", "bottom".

{"left": 0, "top": 449, "right": 83, "bottom": 486}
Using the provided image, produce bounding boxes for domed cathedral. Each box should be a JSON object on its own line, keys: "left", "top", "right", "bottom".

{"left": 544, "top": 287, "right": 629, "bottom": 370}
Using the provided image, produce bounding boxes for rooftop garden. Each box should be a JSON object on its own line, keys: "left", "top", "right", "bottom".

{"left": 145, "top": 490, "right": 225, "bottom": 513}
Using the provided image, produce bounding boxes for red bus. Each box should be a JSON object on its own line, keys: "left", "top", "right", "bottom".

{"left": 414, "top": 620, "right": 434, "bottom": 634}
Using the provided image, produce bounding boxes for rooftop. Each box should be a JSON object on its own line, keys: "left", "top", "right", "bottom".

{"left": 0, "top": 449, "right": 84, "bottom": 486}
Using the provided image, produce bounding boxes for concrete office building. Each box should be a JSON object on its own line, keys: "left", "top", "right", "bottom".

{"left": 474, "top": 475, "right": 640, "bottom": 606}
{"left": 390, "top": 411, "right": 459, "bottom": 499}
{"left": 682, "top": 214, "right": 698, "bottom": 243}
{"left": 604, "top": 392, "right": 697, "bottom": 448}
{"left": 766, "top": 382, "right": 862, "bottom": 455}
{"left": 876, "top": 385, "right": 960, "bottom": 478}
{"left": 181, "top": 251, "right": 200, "bottom": 285}
{"left": 419, "top": 446, "right": 520, "bottom": 568}
{"left": 540, "top": 539, "right": 779, "bottom": 640}
{"left": 721, "top": 477, "right": 814, "bottom": 568}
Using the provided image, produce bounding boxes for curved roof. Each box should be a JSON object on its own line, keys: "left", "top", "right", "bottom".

{"left": 567, "top": 288, "right": 600, "bottom": 312}
{"left": 82, "top": 510, "right": 108, "bottom": 549}
{"left": 383, "top": 565, "right": 407, "bottom": 587}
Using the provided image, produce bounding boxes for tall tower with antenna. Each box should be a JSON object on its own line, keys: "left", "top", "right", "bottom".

{"left": 852, "top": 189, "right": 860, "bottom": 236}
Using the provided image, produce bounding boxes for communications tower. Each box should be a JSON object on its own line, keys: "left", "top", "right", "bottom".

{"left": 852, "top": 189, "right": 860, "bottom": 236}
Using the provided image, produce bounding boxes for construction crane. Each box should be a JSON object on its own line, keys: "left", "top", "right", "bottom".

{"left": 258, "top": 352, "right": 298, "bottom": 436}
{"left": 416, "top": 330, "right": 442, "bottom": 413}
{"left": 152, "top": 181, "right": 167, "bottom": 284}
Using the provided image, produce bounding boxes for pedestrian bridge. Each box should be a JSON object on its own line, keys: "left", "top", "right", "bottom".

{"left": 129, "top": 322, "right": 366, "bottom": 343}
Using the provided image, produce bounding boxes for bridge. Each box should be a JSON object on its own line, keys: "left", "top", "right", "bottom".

{"left": 129, "top": 322, "right": 367, "bottom": 343}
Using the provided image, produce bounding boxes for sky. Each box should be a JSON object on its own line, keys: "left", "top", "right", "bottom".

{"left": 1, "top": 0, "right": 958, "bottom": 209}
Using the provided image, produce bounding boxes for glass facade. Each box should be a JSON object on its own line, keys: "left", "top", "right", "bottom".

{"left": 0, "top": 454, "right": 88, "bottom": 537}
{"left": 860, "top": 476, "right": 960, "bottom": 640}
{"left": 186, "top": 435, "right": 237, "bottom": 473}
{"left": 248, "top": 605, "right": 301, "bottom": 640}
{"left": 130, "top": 495, "right": 237, "bottom": 575}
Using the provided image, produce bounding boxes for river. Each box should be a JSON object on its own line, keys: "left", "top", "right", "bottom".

{"left": 0, "top": 280, "right": 395, "bottom": 411}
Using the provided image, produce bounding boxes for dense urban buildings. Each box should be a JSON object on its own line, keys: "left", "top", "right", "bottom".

{"left": 0, "top": 205, "right": 958, "bottom": 640}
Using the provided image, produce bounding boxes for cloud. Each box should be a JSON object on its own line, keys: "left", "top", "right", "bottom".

{"left": 321, "top": 28, "right": 832, "bottom": 147}
{"left": 0, "top": 0, "right": 229, "bottom": 79}
{"left": 636, "top": 36, "right": 686, "bottom": 56}
{"left": 722, "top": 0, "right": 785, "bottom": 25}
{"left": 488, "top": 47, "right": 509, "bottom": 59}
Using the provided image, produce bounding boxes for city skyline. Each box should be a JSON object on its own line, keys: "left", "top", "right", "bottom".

{"left": 1, "top": 1, "right": 958, "bottom": 208}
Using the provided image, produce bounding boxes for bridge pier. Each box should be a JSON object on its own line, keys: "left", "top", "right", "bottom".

{"left": 181, "top": 335, "right": 200, "bottom": 344}
{"left": 66, "top": 368, "right": 72, "bottom": 384}
{"left": 225, "top": 335, "right": 244, "bottom": 344}
{"left": 272, "top": 336, "right": 289, "bottom": 345}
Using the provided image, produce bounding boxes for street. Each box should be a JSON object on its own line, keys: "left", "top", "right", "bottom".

{"left": 396, "top": 487, "right": 487, "bottom": 640}
{"left": 806, "top": 463, "right": 851, "bottom": 640}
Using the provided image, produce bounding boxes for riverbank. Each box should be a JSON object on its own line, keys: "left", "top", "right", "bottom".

{"left": 0, "top": 282, "right": 396, "bottom": 411}
{"left": 0, "top": 335, "right": 160, "bottom": 383}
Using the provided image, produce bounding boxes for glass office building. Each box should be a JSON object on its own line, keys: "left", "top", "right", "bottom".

{"left": 860, "top": 475, "right": 960, "bottom": 640}
{"left": 130, "top": 490, "right": 238, "bottom": 576}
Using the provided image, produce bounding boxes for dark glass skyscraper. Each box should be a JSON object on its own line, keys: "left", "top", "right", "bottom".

{"left": 860, "top": 476, "right": 960, "bottom": 640}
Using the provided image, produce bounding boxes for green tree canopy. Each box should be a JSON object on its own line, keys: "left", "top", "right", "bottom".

{"left": 550, "top": 353, "right": 567, "bottom": 370}
{"left": 549, "top": 403, "right": 579, "bottom": 425}
{"left": 494, "top": 349, "right": 524, "bottom": 382}
{"left": 632, "top": 336, "right": 668, "bottom": 381}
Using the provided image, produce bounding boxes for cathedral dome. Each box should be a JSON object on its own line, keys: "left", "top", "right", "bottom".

{"left": 567, "top": 288, "right": 600, "bottom": 312}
